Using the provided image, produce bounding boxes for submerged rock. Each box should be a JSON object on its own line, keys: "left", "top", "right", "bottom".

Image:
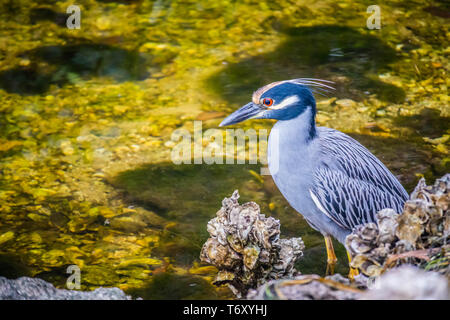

{"left": 0, "top": 276, "right": 132, "bottom": 300}
{"left": 200, "top": 190, "right": 304, "bottom": 298}
{"left": 346, "top": 174, "right": 449, "bottom": 277}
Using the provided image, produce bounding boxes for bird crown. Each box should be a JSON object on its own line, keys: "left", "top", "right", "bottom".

{"left": 252, "top": 78, "right": 335, "bottom": 104}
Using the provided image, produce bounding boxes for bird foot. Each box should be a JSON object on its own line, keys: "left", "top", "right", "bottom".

{"left": 325, "top": 258, "right": 337, "bottom": 275}
{"left": 346, "top": 250, "right": 359, "bottom": 281}
{"left": 324, "top": 235, "right": 337, "bottom": 275}
{"left": 348, "top": 267, "right": 359, "bottom": 281}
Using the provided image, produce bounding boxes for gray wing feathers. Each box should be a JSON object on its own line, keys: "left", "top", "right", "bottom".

{"left": 312, "top": 168, "right": 406, "bottom": 230}
{"left": 311, "top": 128, "right": 408, "bottom": 230}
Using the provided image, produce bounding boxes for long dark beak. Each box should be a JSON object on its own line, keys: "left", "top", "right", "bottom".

{"left": 219, "top": 102, "right": 262, "bottom": 127}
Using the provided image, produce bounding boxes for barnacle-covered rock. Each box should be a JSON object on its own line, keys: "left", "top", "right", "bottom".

{"left": 346, "top": 174, "right": 450, "bottom": 278}
{"left": 200, "top": 190, "right": 304, "bottom": 298}
{"left": 247, "top": 273, "right": 362, "bottom": 300}
{"left": 361, "top": 265, "right": 449, "bottom": 300}
{"left": 397, "top": 200, "right": 427, "bottom": 245}
{"left": 248, "top": 265, "right": 448, "bottom": 300}
{"left": 274, "top": 238, "right": 305, "bottom": 274}
{"left": 377, "top": 209, "right": 398, "bottom": 243}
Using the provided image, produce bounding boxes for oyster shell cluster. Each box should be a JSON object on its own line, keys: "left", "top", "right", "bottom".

{"left": 346, "top": 174, "right": 449, "bottom": 277}
{"left": 247, "top": 273, "right": 362, "bottom": 300}
{"left": 361, "top": 265, "right": 449, "bottom": 300}
{"left": 200, "top": 190, "right": 304, "bottom": 297}
{"left": 247, "top": 265, "right": 449, "bottom": 300}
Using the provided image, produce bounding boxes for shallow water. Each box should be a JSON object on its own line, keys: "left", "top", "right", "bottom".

{"left": 0, "top": 0, "right": 448, "bottom": 299}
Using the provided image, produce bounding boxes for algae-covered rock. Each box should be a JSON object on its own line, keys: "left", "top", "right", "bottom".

{"left": 200, "top": 190, "right": 304, "bottom": 298}
{"left": 0, "top": 231, "right": 15, "bottom": 245}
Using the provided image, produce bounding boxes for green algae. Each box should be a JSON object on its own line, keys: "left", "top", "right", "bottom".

{"left": 112, "top": 163, "right": 266, "bottom": 264}
{"left": 0, "top": 0, "right": 448, "bottom": 299}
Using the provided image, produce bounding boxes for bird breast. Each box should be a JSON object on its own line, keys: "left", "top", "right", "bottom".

{"left": 267, "top": 110, "right": 320, "bottom": 218}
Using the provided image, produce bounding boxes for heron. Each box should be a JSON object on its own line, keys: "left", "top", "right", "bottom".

{"left": 219, "top": 79, "right": 408, "bottom": 277}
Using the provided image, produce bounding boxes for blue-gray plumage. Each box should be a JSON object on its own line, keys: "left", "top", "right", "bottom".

{"left": 220, "top": 79, "right": 409, "bottom": 274}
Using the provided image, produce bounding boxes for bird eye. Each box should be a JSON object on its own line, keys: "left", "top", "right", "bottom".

{"left": 262, "top": 98, "right": 273, "bottom": 107}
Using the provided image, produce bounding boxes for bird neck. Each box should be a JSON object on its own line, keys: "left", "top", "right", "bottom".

{"left": 275, "top": 106, "right": 316, "bottom": 143}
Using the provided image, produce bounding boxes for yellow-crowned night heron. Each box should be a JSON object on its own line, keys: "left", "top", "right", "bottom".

{"left": 219, "top": 79, "right": 408, "bottom": 276}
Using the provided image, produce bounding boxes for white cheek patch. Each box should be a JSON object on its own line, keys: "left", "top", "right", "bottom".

{"left": 269, "top": 95, "right": 300, "bottom": 110}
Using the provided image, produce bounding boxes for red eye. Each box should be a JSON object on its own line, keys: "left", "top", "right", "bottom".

{"left": 262, "top": 98, "right": 273, "bottom": 107}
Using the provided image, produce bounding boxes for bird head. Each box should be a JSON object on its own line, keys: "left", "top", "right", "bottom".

{"left": 219, "top": 78, "right": 334, "bottom": 127}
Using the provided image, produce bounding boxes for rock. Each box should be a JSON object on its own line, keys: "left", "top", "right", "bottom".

{"left": 335, "top": 99, "right": 357, "bottom": 108}
{"left": 0, "top": 231, "right": 14, "bottom": 245}
{"left": 60, "top": 140, "right": 75, "bottom": 156}
{"left": 50, "top": 211, "right": 70, "bottom": 228}
{"left": 247, "top": 274, "right": 362, "bottom": 300}
{"left": 110, "top": 216, "right": 147, "bottom": 233}
{"left": 376, "top": 209, "right": 398, "bottom": 243}
{"left": 109, "top": 209, "right": 164, "bottom": 233}
{"left": 200, "top": 190, "right": 304, "bottom": 298}
{"left": 346, "top": 174, "right": 450, "bottom": 277}
{"left": 195, "top": 111, "right": 226, "bottom": 121}
{"left": 202, "top": 176, "right": 449, "bottom": 300}
{"left": 0, "top": 276, "right": 132, "bottom": 300}
{"left": 248, "top": 265, "right": 448, "bottom": 300}
{"left": 27, "top": 213, "right": 48, "bottom": 223}
{"left": 361, "top": 265, "right": 449, "bottom": 300}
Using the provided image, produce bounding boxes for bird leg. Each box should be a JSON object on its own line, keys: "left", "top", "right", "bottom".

{"left": 324, "top": 235, "right": 337, "bottom": 275}
{"left": 347, "top": 250, "right": 359, "bottom": 281}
